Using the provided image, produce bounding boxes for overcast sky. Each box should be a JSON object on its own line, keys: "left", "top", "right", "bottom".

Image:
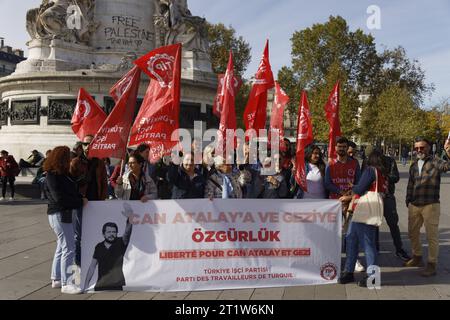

{"left": 1, "top": 0, "right": 449, "bottom": 107}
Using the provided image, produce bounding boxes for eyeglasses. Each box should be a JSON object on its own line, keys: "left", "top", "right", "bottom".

{"left": 414, "top": 147, "right": 426, "bottom": 151}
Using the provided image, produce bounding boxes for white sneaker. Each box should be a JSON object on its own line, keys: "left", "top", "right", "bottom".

{"left": 52, "top": 280, "right": 62, "bottom": 289}
{"left": 8, "top": 197, "right": 14, "bottom": 201}
{"left": 0, "top": 197, "right": 5, "bottom": 201}
{"left": 61, "top": 284, "right": 82, "bottom": 294}
{"left": 355, "top": 260, "right": 366, "bottom": 272}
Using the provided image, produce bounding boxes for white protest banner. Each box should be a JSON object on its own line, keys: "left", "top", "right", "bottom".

{"left": 81, "top": 199, "right": 342, "bottom": 292}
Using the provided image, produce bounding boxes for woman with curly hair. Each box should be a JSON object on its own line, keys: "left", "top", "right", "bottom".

{"left": 44, "top": 146, "right": 88, "bottom": 294}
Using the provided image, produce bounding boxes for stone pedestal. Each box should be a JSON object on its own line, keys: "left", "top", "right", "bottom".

{"left": 0, "top": 0, "right": 218, "bottom": 160}
{"left": 27, "top": 39, "right": 51, "bottom": 60}
{"left": 14, "top": 39, "right": 51, "bottom": 74}
{"left": 46, "top": 40, "right": 93, "bottom": 71}
{"left": 0, "top": 71, "right": 217, "bottom": 160}
{"left": 182, "top": 51, "right": 215, "bottom": 83}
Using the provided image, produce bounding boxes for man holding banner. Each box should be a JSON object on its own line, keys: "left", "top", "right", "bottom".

{"left": 70, "top": 134, "right": 108, "bottom": 267}
{"left": 324, "top": 136, "right": 361, "bottom": 266}
{"left": 325, "top": 137, "right": 361, "bottom": 213}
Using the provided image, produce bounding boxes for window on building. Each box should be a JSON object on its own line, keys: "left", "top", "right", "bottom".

{"left": 179, "top": 102, "right": 202, "bottom": 129}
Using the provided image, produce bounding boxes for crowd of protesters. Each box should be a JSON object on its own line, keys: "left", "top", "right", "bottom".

{"left": 1, "top": 134, "right": 449, "bottom": 293}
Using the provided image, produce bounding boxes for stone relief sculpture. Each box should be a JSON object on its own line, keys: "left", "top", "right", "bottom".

{"left": 48, "top": 99, "right": 77, "bottom": 122}
{"left": 154, "top": 0, "right": 209, "bottom": 53}
{"left": 10, "top": 100, "right": 40, "bottom": 123}
{"left": 95, "top": 52, "right": 138, "bottom": 73}
{"left": 26, "top": 0, "right": 98, "bottom": 46}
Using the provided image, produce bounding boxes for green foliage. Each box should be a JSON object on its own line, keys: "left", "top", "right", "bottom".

{"left": 206, "top": 22, "right": 252, "bottom": 77}
{"left": 289, "top": 16, "right": 379, "bottom": 90}
{"left": 278, "top": 15, "right": 434, "bottom": 144}
{"left": 373, "top": 47, "right": 435, "bottom": 105}
{"left": 417, "top": 108, "right": 444, "bottom": 142}
{"left": 372, "top": 85, "right": 418, "bottom": 144}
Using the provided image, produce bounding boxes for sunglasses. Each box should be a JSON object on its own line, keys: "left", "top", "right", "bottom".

{"left": 414, "top": 147, "right": 426, "bottom": 151}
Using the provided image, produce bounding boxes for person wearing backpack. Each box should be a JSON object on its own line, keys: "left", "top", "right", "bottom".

{"left": 0, "top": 150, "right": 20, "bottom": 201}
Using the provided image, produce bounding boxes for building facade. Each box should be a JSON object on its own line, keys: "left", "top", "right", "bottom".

{"left": 0, "top": 38, "right": 25, "bottom": 78}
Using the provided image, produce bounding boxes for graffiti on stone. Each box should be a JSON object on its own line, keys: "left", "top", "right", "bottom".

{"left": 104, "top": 15, "right": 153, "bottom": 48}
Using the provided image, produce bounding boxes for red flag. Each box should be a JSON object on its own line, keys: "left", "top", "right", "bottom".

{"left": 213, "top": 73, "right": 242, "bottom": 118}
{"left": 324, "top": 82, "right": 342, "bottom": 160}
{"left": 269, "top": 81, "right": 289, "bottom": 151}
{"left": 295, "top": 91, "right": 314, "bottom": 192}
{"left": 71, "top": 88, "right": 107, "bottom": 141}
{"left": 243, "top": 40, "right": 275, "bottom": 132}
{"left": 88, "top": 66, "right": 141, "bottom": 159}
{"left": 130, "top": 43, "right": 182, "bottom": 163}
{"left": 216, "top": 51, "right": 239, "bottom": 155}
{"left": 110, "top": 67, "right": 140, "bottom": 103}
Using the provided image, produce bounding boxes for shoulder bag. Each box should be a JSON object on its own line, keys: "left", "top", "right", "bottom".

{"left": 351, "top": 167, "right": 384, "bottom": 227}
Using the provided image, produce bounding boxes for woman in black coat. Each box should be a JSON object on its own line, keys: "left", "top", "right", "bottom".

{"left": 44, "top": 146, "right": 87, "bottom": 294}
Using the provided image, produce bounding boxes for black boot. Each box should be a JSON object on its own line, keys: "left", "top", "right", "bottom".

{"left": 358, "top": 276, "right": 369, "bottom": 288}
{"left": 338, "top": 272, "right": 355, "bottom": 284}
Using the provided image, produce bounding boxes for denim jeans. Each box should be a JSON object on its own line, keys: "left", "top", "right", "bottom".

{"left": 401, "top": 157, "right": 407, "bottom": 166}
{"left": 1, "top": 176, "right": 15, "bottom": 198}
{"left": 345, "top": 222, "right": 378, "bottom": 273}
{"left": 48, "top": 212, "right": 75, "bottom": 286}
{"left": 74, "top": 208, "right": 83, "bottom": 267}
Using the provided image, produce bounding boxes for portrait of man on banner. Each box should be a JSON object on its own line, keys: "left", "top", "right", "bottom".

{"left": 84, "top": 203, "right": 134, "bottom": 291}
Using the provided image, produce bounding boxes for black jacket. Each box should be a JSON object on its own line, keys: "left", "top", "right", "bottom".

{"left": 45, "top": 172, "right": 83, "bottom": 217}
{"left": 168, "top": 164, "right": 206, "bottom": 199}
{"left": 363, "top": 155, "right": 399, "bottom": 196}
{"left": 383, "top": 155, "right": 400, "bottom": 196}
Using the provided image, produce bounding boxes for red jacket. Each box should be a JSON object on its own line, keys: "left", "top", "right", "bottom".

{"left": 0, "top": 155, "right": 19, "bottom": 177}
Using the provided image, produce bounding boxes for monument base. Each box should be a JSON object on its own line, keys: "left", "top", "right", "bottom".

{"left": 15, "top": 39, "right": 93, "bottom": 73}
{"left": 182, "top": 51, "right": 216, "bottom": 83}
{"left": 0, "top": 71, "right": 217, "bottom": 160}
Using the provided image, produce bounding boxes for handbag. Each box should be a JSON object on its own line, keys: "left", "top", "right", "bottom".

{"left": 351, "top": 167, "right": 384, "bottom": 227}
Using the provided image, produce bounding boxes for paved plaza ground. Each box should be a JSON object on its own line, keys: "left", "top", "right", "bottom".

{"left": 0, "top": 165, "right": 449, "bottom": 300}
